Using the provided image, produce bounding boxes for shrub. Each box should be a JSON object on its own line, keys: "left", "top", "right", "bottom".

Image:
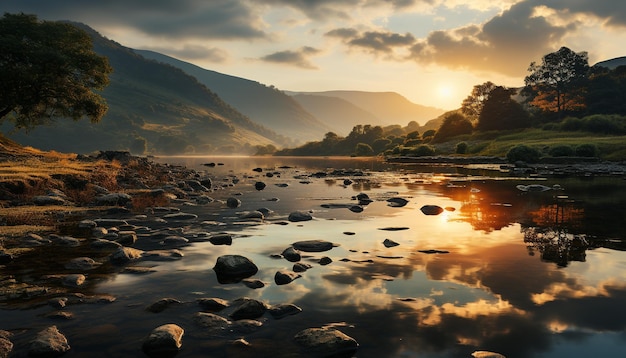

{"left": 560, "top": 117, "right": 583, "bottom": 131}
{"left": 575, "top": 144, "right": 597, "bottom": 157}
{"left": 456, "top": 142, "right": 468, "bottom": 154}
{"left": 548, "top": 145, "right": 574, "bottom": 157}
{"left": 410, "top": 144, "right": 436, "bottom": 157}
{"left": 422, "top": 129, "right": 436, "bottom": 139}
{"left": 506, "top": 144, "right": 541, "bottom": 163}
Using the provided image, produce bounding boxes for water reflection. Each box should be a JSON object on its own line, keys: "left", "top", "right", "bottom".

{"left": 3, "top": 157, "right": 626, "bottom": 357}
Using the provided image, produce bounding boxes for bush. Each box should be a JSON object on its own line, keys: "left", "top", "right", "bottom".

{"left": 410, "top": 145, "right": 436, "bottom": 157}
{"left": 575, "top": 144, "right": 597, "bottom": 157}
{"left": 560, "top": 117, "right": 583, "bottom": 131}
{"left": 456, "top": 142, "right": 468, "bottom": 154}
{"left": 548, "top": 145, "right": 574, "bottom": 157}
{"left": 506, "top": 144, "right": 541, "bottom": 163}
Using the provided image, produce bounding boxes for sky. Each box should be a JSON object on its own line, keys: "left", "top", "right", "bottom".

{"left": 4, "top": 0, "right": 626, "bottom": 110}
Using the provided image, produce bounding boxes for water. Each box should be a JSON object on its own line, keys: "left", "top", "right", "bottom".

{"left": 2, "top": 156, "right": 626, "bottom": 357}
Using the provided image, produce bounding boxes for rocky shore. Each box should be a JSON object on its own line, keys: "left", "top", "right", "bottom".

{"left": 0, "top": 150, "right": 362, "bottom": 357}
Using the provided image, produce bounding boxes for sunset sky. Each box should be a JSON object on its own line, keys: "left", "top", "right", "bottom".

{"left": 4, "top": 0, "right": 626, "bottom": 110}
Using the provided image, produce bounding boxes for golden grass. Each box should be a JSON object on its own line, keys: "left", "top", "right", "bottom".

{"left": 0, "top": 225, "right": 55, "bottom": 237}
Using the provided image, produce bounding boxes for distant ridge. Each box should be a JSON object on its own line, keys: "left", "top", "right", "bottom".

{"left": 594, "top": 56, "right": 626, "bottom": 70}
{"left": 290, "top": 90, "right": 445, "bottom": 129}
{"left": 136, "top": 50, "right": 331, "bottom": 143}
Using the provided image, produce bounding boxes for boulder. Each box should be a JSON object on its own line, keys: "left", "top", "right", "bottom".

{"left": 62, "top": 274, "right": 86, "bottom": 287}
{"left": 226, "top": 197, "right": 242, "bottom": 209}
{"left": 109, "top": 247, "right": 144, "bottom": 265}
{"left": 142, "top": 324, "right": 184, "bottom": 358}
{"left": 288, "top": 211, "right": 313, "bottom": 222}
{"left": 193, "top": 312, "right": 231, "bottom": 332}
{"left": 28, "top": 326, "right": 71, "bottom": 357}
{"left": 274, "top": 271, "right": 301, "bottom": 285}
{"left": 0, "top": 330, "right": 13, "bottom": 358}
{"left": 269, "top": 304, "right": 302, "bottom": 319}
{"left": 387, "top": 197, "right": 409, "bottom": 207}
{"left": 146, "top": 298, "right": 182, "bottom": 313}
{"left": 254, "top": 181, "right": 266, "bottom": 191}
{"left": 213, "top": 255, "right": 258, "bottom": 283}
{"left": 383, "top": 239, "right": 400, "bottom": 248}
{"left": 230, "top": 298, "right": 268, "bottom": 320}
{"left": 33, "top": 195, "right": 66, "bottom": 206}
{"left": 242, "top": 278, "right": 265, "bottom": 289}
{"left": 420, "top": 205, "right": 444, "bottom": 216}
{"left": 294, "top": 328, "right": 358, "bottom": 357}
{"left": 281, "top": 247, "right": 301, "bottom": 262}
{"left": 293, "top": 262, "right": 313, "bottom": 272}
{"left": 292, "top": 240, "right": 335, "bottom": 252}
{"left": 197, "top": 297, "right": 230, "bottom": 311}
{"left": 209, "top": 233, "right": 233, "bottom": 246}
{"left": 96, "top": 193, "right": 132, "bottom": 206}
{"left": 318, "top": 257, "right": 332, "bottom": 265}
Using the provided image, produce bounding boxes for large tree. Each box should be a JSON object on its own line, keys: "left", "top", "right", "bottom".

{"left": 0, "top": 13, "right": 112, "bottom": 130}
{"left": 461, "top": 81, "right": 496, "bottom": 120}
{"left": 523, "top": 47, "right": 589, "bottom": 117}
{"left": 477, "top": 86, "right": 530, "bottom": 131}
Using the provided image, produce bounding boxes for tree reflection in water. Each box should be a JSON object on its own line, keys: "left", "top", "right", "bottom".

{"left": 522, "top": 196, "right": 588, "bottom": 267}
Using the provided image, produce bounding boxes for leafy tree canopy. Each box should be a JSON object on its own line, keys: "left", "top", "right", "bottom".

{"left": 523, "top": 46, "right": 589, "bottom": 116}
{"left": 461, "top": 81, "right": 496, "bottom": 119}
{"left": 0, "top": 13, "right": 112, "bottom": 130}
{"left": 477, "top": 86, "right": 530, "bottom": 131}
{"left": 433, "top": 112, "right": 473, "bottom": 142}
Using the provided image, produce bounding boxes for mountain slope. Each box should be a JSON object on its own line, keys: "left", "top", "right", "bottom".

{"left": 290, "top": 94, "right": 380, "bottom": 135}
{"left": 292, "top": 91, "right": 445, "bottom": 127}
{"left": 4, "top": 23, "right": 283, "bottom": 154}
{"left": 594, "top": 56, "right": 626, "bottom": 70}
{"left": 136, "top": 50, "right": 331, "bottom": 143}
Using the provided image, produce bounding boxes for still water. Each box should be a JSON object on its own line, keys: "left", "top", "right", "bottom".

{"left": 3, "top": 156, "right": 626, "bottom": 357}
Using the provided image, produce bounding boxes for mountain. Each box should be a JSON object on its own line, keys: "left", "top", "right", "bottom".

{"left": 594, "top": 56, "right": 626, "bottom": 70}
{"left": 136, "top": 50, "right": 331, "bottom": 143}
{"left": 290, "top": 91, "right": 445, "bottom": 129}
{"left": 290, "top": 94, "right": 380, "bottom": 135}
{"left": 4, "top": 23, "right": 284, "bottom": 155}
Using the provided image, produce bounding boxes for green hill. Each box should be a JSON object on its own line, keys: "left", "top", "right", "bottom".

{"left": 3, "top": 23, "right": 284, "bottom": 155}
{"left": 136, "top": 50, "right": 331, "bottom": 143}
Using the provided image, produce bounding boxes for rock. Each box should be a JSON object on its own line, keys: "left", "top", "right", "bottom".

{"left": 209, "top": 233, "right": 233, "bottom": 246}
{"left": 193, "top": 312, "right": 231, "bottom": 332}
{"left": 109, "top": 247, "right": 144, "bottom": 265}
{"left": 28, "top": 326, "right": 71, "bottom": 357}
{"left": 230, "top": 298, "right": 268, "bottom": 320}
{"left": 294, "top": 328, "right": 358, "bottom": 357}
{"left": 343, "top": 179, "right": 353, "bottom": 185}
{"left": 288, "top": 211, "right": 313, "bottom": 222}
{"left": 256, "top": 207, "right": 274, "bottom": 217}
{"left": 48, "top": 297, "right": 68, "bottom": 309}
{"left": 269, "top": 304, "right": 302, "bottom": 319}
{"left": 90, "top": 239, "right": 122, "bottom": 250}
{"left": 62, "top": 274, "right": 86, "bottom": 287}
{"left": 242, "top": 279, "right": 265, "bottom": 289}
{"left": 162, "top": 212, "right": 198, "bottom": 220}
{"left": 387, "top": 197, "right": 409, "bottom": 207}
{"left": 115, "top": 231, "right": 137, "bottom": 245}
{"left": 254, "top": 181, "right": 266, "bottom": 191}
{"left": 418, "top": 249, "right": 450, "bottom": 254}
{"left": 21, "top": 233, "right": 51, "bottom": 247}
{"left": 0, "top": 251, "right": 14, "bottom": 265}
{"left": 213, "top": 255, "right": 259, "bottom": 283}
{"left": 48, "top": 234, "right": 80, "bottom": 247}
{"left": 200, "top": 178, "right": 212, "bottom": 189}
{"left": 0, "top": 331, "right": 12, "bottom": 358}
{"left": 383, "top": 239, "right": 400, "bottom": 248}
{"left": 226, "top": 197, "right": 242, "bottom": 209}
{"left": 94, "top": 218, "right": 129, "bottom": 228}
{"left": 142, "top": 324, "right": 184, "bottom": 358}
{"left": 281, "top": 247, "right": 301, "bottom": 262}
{"left": 319, "top": 257, "right": 332, "bottom": 265}
{"left": 96, "top": 193, "right": 132, "bottom": 206}
{"left": 292, "top": 240, "right": 335, "bottom": 252}
{"left": 162, "top": 235, "right": 189, "bottom": 247}
{"left": 78, "top": 220, "right": 97, "bottom": 229}
{"left": 239, "top": 211, "right": 264, "bottom": 220}
{"left": 230, "top": 319, "right": 263, "bottom": 334}
{"left": 349, "top": 205, "right": 364, "bottom": 213}
{"left": 197, "top": 297, "right": 230, "bottom": 311}
{"left": 146, "top": 298, "right": 182, "bottom": 313}
{"left": 274, "top": 270, "right": 301, "bottom": 285}
{"left": 293, "top": 262, "right": 313, "bottom": 272}
{"left": 420, "top": 205, "right": 444, "bottom": 215}
{"left": 378, "top": 227, "right": 409, "bottom": 231}
{"left": 195, "top": 195, "right": 214, "bottom": 204}
{"left": 141, "top": 249, "right": 184, "bottom": 261}
{"left": 185, "top": 180, "right": 209, "bottom": 191}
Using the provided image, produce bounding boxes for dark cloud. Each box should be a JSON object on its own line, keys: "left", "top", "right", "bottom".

{"left": 260, "top": 46, "right": 321, "bottom": 69}
{"left": 542, "top": 0, "right": 626, "bottom": 28}
{"left": 1, "top": 0, "right": 268, "bottom": 40}
{"left": 262, "top": 0, "right": 431, "bottom": 21}
{"left": 326, "top": 28, "right": 416, "bottom": 58}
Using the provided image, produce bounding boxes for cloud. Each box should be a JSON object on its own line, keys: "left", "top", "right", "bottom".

{"left": 259, "top": 46, "right": 321, "bottom": 69}
{"left": 2, "top": 0, "right": 269, "bottom": 40}
{"left": 541, "top": 0, "right": 626, "bottom": 28}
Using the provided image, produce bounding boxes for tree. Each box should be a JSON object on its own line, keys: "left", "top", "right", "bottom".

{"left": 354, "top": 143, "right": 374, "bottom": 156}
{"left": 523, "top": 47, "right": 589, "bottom": 117}
{"left": 461, "top": 81, "right": 496, "bottom": 119}
{"left": 476, "top": 86, "right": 530, "bottom": 131}
{"left": 0, "top": 13, "right": 112, "bottom": 130}
{"left": 433, "top": 112, "right": 473, "bottom": 142}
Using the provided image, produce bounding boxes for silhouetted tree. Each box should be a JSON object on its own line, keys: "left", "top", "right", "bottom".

{"left": 477, "top": 87, "right": 530, "bottom": 131}
{"left": 433, "top": 112, "right": 473, "bottom": 142}
{"left": 523, "top": 47, "right": 589, "bottom": 117}
{"left": 0, "top": 13, "right": 112, "bottom": 129}
{"left": 461, "top": 81, "right": 496, "bottom": 120}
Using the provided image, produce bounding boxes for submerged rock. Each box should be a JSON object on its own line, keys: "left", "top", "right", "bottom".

{"left": 213, "top": 255, "right": 259, "bottom": 283}
{"left": 420, "top": 205, "right": 444, "bottom": 216}
{"left": 269, "top": 304, "right": 302, "bottom": 319}
{"left": 146, "top": 298, "right": 182, "bottom": 313}
{"left": 28, "top": 326, "right": 71, "bottom": 357}
{"left": 292, "top": 240, "right": 335, "bottom": 252}
{"left": 288, "top": 211, "right": 313, "bottom": 222}
{"left": 230, "top": 298, "right": 268, "bottom": 320}
{"left": 274, "top": 270, "right": 301, "bottom": 285}
{"left": 387, "top": 197, "right": 409, "bottom": 207}
{"left": 294, "top": 327, "right": 358, "bottom": 357}
{"left": 197, "top": 297, "right": 230, "bottom": 311}
{"left": 383, "top": 239, "right": 400, "bottom": 248}
{"left": 142, "top": 324, "right": 184, "bottom": 358}
{"left": 281, "top": 247, "right": 301, "bottom": 262}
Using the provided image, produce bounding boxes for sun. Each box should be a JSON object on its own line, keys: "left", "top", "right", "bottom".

{"left": 437, "top": 84, "right": 454, "bottom": 99}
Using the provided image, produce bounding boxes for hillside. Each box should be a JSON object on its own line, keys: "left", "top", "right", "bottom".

{"left": 291, "top": 91, "right": 444, "bottom": 128}
{"left": 594, "top": 56, "right": 626, "bottom": 70}
{"left": 136, "top": 50, "right": 331, "bottom": 143}
{"left": 3, "top": 23, "right": 284, "bottom": 155}
{"left": 290, "top": 94, "right": 380, "bottom": 135}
